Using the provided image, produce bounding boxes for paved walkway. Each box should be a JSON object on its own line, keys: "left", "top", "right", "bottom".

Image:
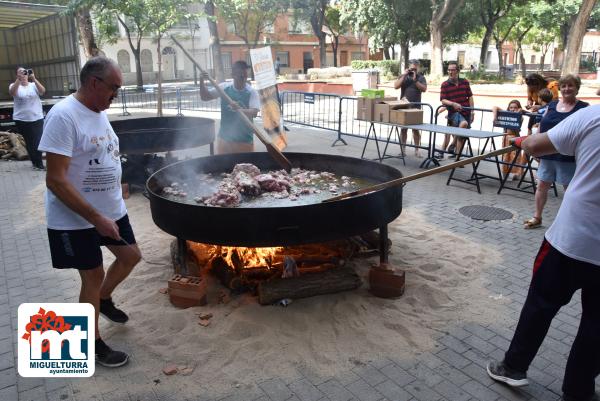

{"left": 1, "top": 109, "right": 598, "bottom": 401}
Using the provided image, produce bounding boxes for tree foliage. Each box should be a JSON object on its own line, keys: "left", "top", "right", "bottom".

{"left": 215, "top": 0, "right": 288, "bottom": 51}
{"left": 323, "top": 5, "right": 344, "bottom": 66}
{"left": 339, "top": 0, "right": 430, "bottom": 62}
{"left": 290, "top": 0, "right": 328, "bottom": 66}
{"left": 94, "top": 0, "right": 155, "bottom": 88}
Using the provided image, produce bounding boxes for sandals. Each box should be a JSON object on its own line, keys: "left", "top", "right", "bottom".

{"left": 523, "top": 217, "right": 542, "bottom": 229}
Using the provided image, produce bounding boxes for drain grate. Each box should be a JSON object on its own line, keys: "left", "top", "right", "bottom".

{"left": 459, "top": 205, "right": 513, "bottom": 221}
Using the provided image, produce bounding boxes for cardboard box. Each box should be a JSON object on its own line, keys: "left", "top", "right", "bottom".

{"left": 356, "top": 96, "right": 395, "bottom": 121}
{"left": 389, "top": 109, "right": 424, "bottom": 125}
{"left": 372, "top": 100, "right": 411, "bottom": 123}
{"left": 360, "top": 89, "right": 385, "bottom": 99}
{"left": 374, "top": 103, "right": 391, "bottom": 123}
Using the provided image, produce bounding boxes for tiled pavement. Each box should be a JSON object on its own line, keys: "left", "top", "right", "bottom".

{"left": 1, "top": 110, "right": 598, "bottom": 401}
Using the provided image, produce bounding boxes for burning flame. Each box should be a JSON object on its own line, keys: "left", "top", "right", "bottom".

{"left": 219, "top": 246, "right": 283, "bottom": 268}
{"left": 187, "top": 242, "right": 283, "bottom": 269}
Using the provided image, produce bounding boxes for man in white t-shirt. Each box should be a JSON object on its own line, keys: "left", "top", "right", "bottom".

{"left": 486, "top": 104, "right": 600, "bottom": 401}
{"left": 38, "top": 57, "right": 140, "bottom": 368}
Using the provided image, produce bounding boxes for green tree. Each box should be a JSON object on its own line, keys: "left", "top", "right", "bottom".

{"left": 144, "top": 0, "right": 199, "bottom": 116}
{"left": 64, "top": 0, "right": 100, "bottom": 59}
{"left": 476, "top": 0, "right": 520, "bottom": 68}
{"left": 561, "top": 0, "right": 597, "bottom": 73}
{"left": 385, "top": 0, "right": 430, "bottom": 68}
{"left": 99, "top": 0, "right": 154, "bottom": 89}
{"left": 429, "top": 0, "right": 466, "bottom": 77}
{"left": 505, "top": 5, "right": 534, "bottom": 79}
{"left": 339, "top": 0, "right": 430, "bottom": 66}
{"left": 323, "top": 5, "right": 343, "bottom": 67}
{"left": 291, "top": 0, "right": 328, "bottom": 67}
{"left": 339, "top": 0, "right": 398, "bottom": 59}
{"left": 528, "top": 0, "right": 599, "bottom": 73}
{"left": 216, "top": 0, "right": 288, "bottom": 53}
{"left": 491, "top": 18, "right": 515, "bottom": 73}
{"left": 205, "top": 1, "right": 225, "bottom": 82}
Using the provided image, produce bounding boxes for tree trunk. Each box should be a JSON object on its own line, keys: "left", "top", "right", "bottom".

{"left": 479, "top": 24, "right": 494, "bottom": 68}
{"left": 331, "top": 36, "right": 339, "bottom": 67}
{"left": 205, "top": 1, "right": 224, "bottom": 82}
{"left": 561, "top": 0, "right": 597, "bottom": 75}
{"left": 518, "top": 42, "right": 526, "bottom": 79}
{"left": 191, "top": 33, "right": 197, "bottom": 85}
{"left": 157, "top": 36, "right": 163, "bottom": 117}
{"left": 318, "top": 34, "right": 326, "bottom": 67}
{"left": 118, "top": 17, "right": 144, "bottom": 89}
{"left": 495, "top": 39, "right": 503, "bottom": 74}
{"left": 539, "top": 53, "right": 545, "bottom": 72}
{"left": 400, "top": 40, "right": 409, "bottom": 70}
{"left": 430, "top": 21, "right": 444, "bottom": 77}
{"left": 383, "top": 47, "right": 391, "bottom": 60}
{"left": 429, "top": 0, "right": 465, "bottom": 77}
{"left": 76, "top": 8, "right": 99, "bottom": 59}
{"left": 134, "top": 48, "right": 143, "bottom": 89}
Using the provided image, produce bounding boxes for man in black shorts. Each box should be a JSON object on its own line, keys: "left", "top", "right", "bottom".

{"left": 38, "top": 56, "right": 140, "bottom": 368}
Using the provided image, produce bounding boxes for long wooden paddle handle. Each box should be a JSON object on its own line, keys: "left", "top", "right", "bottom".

{"left": 170, "top": 36, "right": 292, "bottom": 171}
{"left": 170, "top": 36, "right": 271, "bottom": 145}
{"left": 323, "top": 146, "right": 517, "bottom": 203}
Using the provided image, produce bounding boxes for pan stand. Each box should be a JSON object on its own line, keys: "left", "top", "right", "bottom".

{"left": 379, "top": 225, "right": 389, "bottom": 264}
{"left": 177, "top": 238, "right": 188, "bottom": 276}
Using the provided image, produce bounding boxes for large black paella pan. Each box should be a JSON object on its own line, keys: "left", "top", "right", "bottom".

{"left": 146, "top": 152, "right": 403, "bottom": 247}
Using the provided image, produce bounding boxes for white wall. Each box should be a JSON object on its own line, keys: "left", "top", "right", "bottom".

{"left": 97, "top": 19, "right": 211, "bottom": 86}
{"left": 396, "top": 41, "right": 558, "bottom": 71}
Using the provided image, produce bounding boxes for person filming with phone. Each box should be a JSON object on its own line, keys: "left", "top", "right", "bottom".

{"left": 394, "top": 60, "right": 427, "bottom": 157}
{"left": 8, "top": 67, "right": 46, "bottom": 170}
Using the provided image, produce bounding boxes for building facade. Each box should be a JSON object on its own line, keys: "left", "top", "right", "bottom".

{"left": 217, "top": 12, "right": 369, "bottom": 75}
{"left": 98, "top": 17, "right": 212, "bottom": 86}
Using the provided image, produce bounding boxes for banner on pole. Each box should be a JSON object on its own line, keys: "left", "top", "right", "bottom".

{"left": 250, "top": 46, "right": 287, "bottom": 150}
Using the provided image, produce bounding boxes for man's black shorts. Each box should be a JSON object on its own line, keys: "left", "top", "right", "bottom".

{"left": 47, "top": 214, "right": 136, "bottom": 270}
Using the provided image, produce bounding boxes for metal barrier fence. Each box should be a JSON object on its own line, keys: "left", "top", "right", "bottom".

{"left": 279, "top": 91, "right": 541, "bottom": 190}
{"left": 280, "top": 91, "right": 435, "bottom": 152}
{"left": 114, "top": 86, "right": 221, "bottom": 116}
{"left": 280, "top": 91, "right": 340, "bottom": 132}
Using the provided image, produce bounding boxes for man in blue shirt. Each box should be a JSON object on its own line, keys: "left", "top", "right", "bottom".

{"left": 200, "top": 60, "right": 260, "bottom": 154}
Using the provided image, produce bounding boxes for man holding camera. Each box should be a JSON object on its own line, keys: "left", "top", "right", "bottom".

{"left": 9, "top": 67, "right": 46, "bottom": 170}
{"left": 394, "top": 60, "right": 427, "bottom": 157}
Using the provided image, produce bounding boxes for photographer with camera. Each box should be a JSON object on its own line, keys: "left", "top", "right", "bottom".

{"left": 394, "top": 60, "right": 427, "bottom": 157}
{"left": 9, "top": 67, "right": 46, "bottom": 170}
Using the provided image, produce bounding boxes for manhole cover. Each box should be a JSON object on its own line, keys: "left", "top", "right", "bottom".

{"left": 459, "top": 205, "right": 513, "bottom": 221}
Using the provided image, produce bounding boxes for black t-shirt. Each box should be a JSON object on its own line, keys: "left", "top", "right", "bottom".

{"left": 400, "top": 73, "right": 426, "bottom": 103}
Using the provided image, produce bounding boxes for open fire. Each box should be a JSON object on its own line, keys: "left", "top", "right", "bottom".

{"left": 169, "top": 232, "right": 389, "bottom": 305}
{"left": 204, "top": 245, "right": 283, "bottom": 269}
{"left": 185, "top": 241, "right": 353, "bottom": 290}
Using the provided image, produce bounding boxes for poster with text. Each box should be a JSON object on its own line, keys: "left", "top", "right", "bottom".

{"left": 250, "top": 46, "right": 287, "bottom": 150}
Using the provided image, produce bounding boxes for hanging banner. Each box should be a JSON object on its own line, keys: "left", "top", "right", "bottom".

{"left": 250, "top": 46, "right": 287, "bottom": 150}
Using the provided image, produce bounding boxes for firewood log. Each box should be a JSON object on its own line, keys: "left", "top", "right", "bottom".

{"left": 6, "top": 133, "right": 28, "bottom": 160}
{"left": 257, "top": 267, "right": 362, "bottom": 305}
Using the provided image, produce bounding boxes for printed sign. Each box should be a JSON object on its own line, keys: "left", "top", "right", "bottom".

{"left": 250, "top": 46, "right": 287, "bottom": 150}
{"left": 494, "top": 110, "right": 523, "bottom": 130}
{"left": 304, "top": 94, "right": 315, "bottom": 104}
{"left": 249, "top": 46, "right": 277, "bottom": 90}
{"left": 18, "top": 303, "right": 95, "bottom": 377}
